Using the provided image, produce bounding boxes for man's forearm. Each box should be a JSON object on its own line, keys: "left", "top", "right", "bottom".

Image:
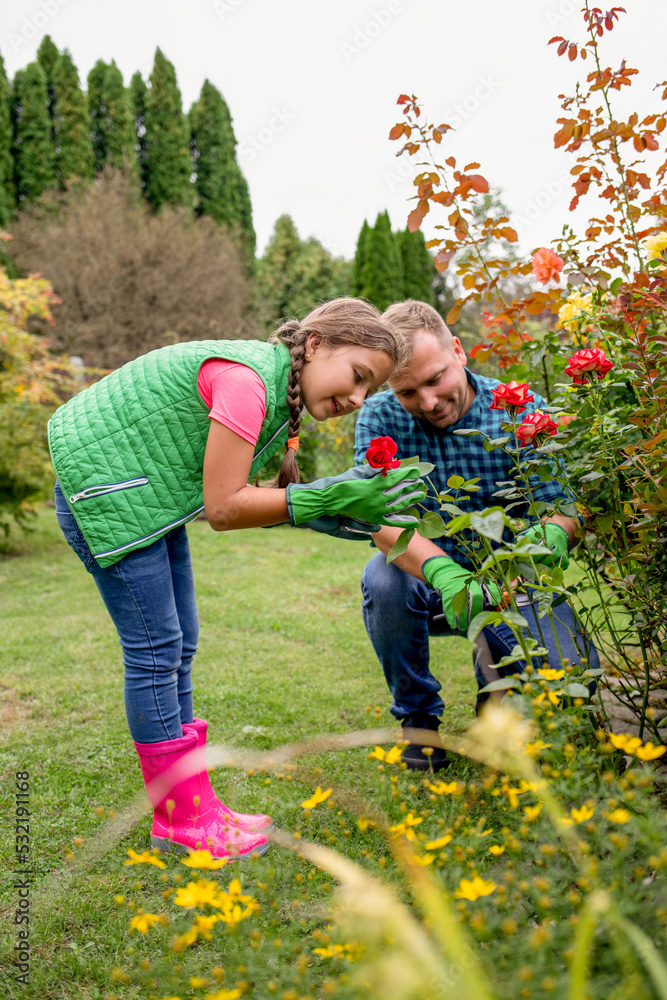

{"left": 371, "top": 526, "right": 444, "bottom": 581}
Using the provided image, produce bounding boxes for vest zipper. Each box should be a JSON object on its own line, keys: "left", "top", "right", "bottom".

{"left": 69, "top": 477, "right": 149, "bottom": 504}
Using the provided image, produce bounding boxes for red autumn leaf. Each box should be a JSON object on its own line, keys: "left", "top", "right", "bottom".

{"left": 389, "top": 123, "right": 406, "bottom": 140}
{"left": 644, "top": 132, "right": 659, "bottom": 150}
{"left": 431, "top": 191, "right": 455, "bottom": 206}
{"left": 397, "top": 94, "right": 410, "bottom": 105}
{"left": 445, "top": 156, "right": 456, "bottom": 167}
{"left": 568, "top": 44, "right": 578, "bottom": 61}
{"left": 554, "top": 123, "right": 575, "bottom": 148}
{"left": 464, "top": 162, "right": 481, "bottom": 170}
{"left": 469, "top": 174, "right": 489, "bottom": 193}
{"left": 548, "top": 36, "right": 565, "bottom": 44}
{"left": 557, "top": 40, "right": 568, "bottom": 56}
{"left": 633, "top": 136, "right": 646, "bottom": 152}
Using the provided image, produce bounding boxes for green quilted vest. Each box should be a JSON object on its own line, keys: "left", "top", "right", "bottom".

{"left": 48, "top": 340, "right": 292, "bottom": 567}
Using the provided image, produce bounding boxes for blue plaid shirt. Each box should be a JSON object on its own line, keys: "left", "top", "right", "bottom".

{"left": 354, "top": 369, "right": 569, "bottom": 569}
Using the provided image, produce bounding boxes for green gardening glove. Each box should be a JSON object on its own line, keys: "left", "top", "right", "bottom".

{"left": 422, "top": 556, "right": 503, "bottom": 631}
{"left": 517, "top": 523, "right": 570, "bottom": 571}
{"left": 286, "top": 465, "right": 425, "bottom": 529}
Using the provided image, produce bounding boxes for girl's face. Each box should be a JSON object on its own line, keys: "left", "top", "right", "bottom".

{"left": 299, "top": 334, "right": 395, "bottom": 421}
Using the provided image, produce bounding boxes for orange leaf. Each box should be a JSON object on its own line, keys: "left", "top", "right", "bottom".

{"left": 447, "top": 301, "right": 463, "bottom": 325}
{"left": 397, "top": 94, "right": 410, "bottom": 105}
{"left": 432, "top": 128, "right": 442, "bottom": 143}
{"left": 445, "top": 156, "right": 456, "bottom": 167}
{"left": 389, "top": 123, "right": 406, "bottom": 140}
{"left": 568, "top": 43, "right": 578, "bottom": 61}
{"left": 499, "top": 227, "right": 518, "bottom": 242}
{"left": 470, "top": 174, "right": 489, "bottom": 193}
{"left": 434, "top": 249, "right": 455, "bottom": 273}
{"left": 407, "top": 206, "right": 425, "bottom": 232}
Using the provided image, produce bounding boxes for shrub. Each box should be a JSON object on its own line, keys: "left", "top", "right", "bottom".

{"left": 8, "top": 169, "right": 254, "bottom": 368}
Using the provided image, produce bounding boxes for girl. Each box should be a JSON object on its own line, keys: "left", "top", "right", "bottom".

{"left": 49, "top": 298, "right": 423, "bottom": 860}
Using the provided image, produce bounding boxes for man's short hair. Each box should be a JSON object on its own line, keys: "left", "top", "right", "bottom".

{"left": 382, "top": 300, "right": 454, "bottom": 354}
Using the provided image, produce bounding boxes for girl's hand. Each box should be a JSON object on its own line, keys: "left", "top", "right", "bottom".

{"left": 285, "top": 465, "right": 425, "bottom": 529}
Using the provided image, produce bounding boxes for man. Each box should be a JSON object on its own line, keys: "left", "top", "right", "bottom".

{"left": 354, "top": 300, "right": 598, "bottom": 770}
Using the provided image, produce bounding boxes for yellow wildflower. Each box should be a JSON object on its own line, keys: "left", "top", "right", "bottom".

{"left": 124, "top": 848, "right": 166, "bottom": 869}
{"left": 570, "top": 803, "right": 595, "bottom": 824}
{"left": 606, "top": 809, "right": 630, "bottom": 824}
{"left": 369, "top": 746, "right": 387, "bottom": 760}
{"left": 410, "top": 852, "right": 436, "bottom": 866}
{"left": 181, "top": 849, "right": 227, "bottom": 870}
{"left": 635, "top": 742, "right": 666, "bottom": 761}
{"left": 389, "top": 812, "right": 423, "bottom": 842}
{"left": 609, "top": 733, "right": 642, "bottom": 753}
{"left": 129, "top": 910, "right": 163, "bottom": 934}
{"left": 425, "top": 779, "right": 464, "bottom": 795}
{"left": 356, "top": 817, "right": 370, "bottom": 832}
{"left": 173, "top": 879, "right": 222, "bottom": 909}
{"left": 643, "top": 231, "right": 667, "bottom": 266}
{"left": 505, "top": 786, "right": 524, "bottom": 808}
{"left": 205, "top": 990, "right": 242, "bottom": 1000}
{"left": 489, "top": 845, "right": 506, "bottom": 856}
{"left": 189, "top": 977, "right": 210, "bottom": 988}
{"left": 385, "top": 745, "right": 403, "bottom": 764}
{"left": 454, "top": 876, "right": 497, "bottom": 901}
{"left": 523, "top": 804, "right": 543, "bottom": 822}
{"left": 558, "top": 289, "right": 593, "bottom": 332}
{"left": 522, "top": 740, "right": 552, "bottom": 757}
{"left": 301, "top": 787, "right": 332, "bottom": 809}
{"left": 425, "top": 834, "right": 453, "bottom": 850}
{"left": 537, "top": 669, "right": 564, "bottom": 681}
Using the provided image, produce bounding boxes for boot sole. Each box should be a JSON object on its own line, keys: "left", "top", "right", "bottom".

{"left": 151, "top": 836, "right": 270, "bottom": 860}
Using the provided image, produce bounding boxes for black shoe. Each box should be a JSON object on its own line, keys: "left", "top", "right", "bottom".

{"left": 400, "top": 713, "right": 449, "bottom": 771}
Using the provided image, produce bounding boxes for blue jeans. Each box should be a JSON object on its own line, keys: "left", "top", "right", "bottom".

{"left": 54, "top": 482, "right": 197, "bottom": 743}
{"left": 360, "top": 552, "right": 599, "bottom": 719}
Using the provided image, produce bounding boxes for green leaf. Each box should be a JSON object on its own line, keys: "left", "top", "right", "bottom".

{"left": 470, "top": 509, "right": 506, "bottom": 543}
{"left": 447, "top": 475, "right": 465, "bottom": 488}
{"left": 417, "top": 510, "right": 447, "bottom": 539}
{"left": 453, "top": 428, "right": 481, "bottom": 436}
{"left": 451, "top": 585, "right": 469, "bottom": 617}
{"left": 463, "top": 478, "right": 481, "bottom": 488}
{"left": 610, "top": 277, "right": 623, "bottom": 294}
{"left": 563, "top": 682, "right": 590, "bottom": 698}
{"left": 579, "top": 471, "right": 606, "bottom": 483}
{"left": 414, "top": 461, "right": 435, "bottom": 475}
{"left": 399, "top": 455, "right": 420, "bottom": 467}
{"left": 478, "top": 676, "right": 523, "bottom": 693}
{"left": 386, "top": 528, "right": 414, "bottom": 564}
{"left": 467, "top": 610, "right": 505, "bottom": 642}
{"left": 440, "top": 502, "right": 465, "bottom": 516}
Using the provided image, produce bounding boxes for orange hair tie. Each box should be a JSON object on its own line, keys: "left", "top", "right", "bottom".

{"left": 287, "top": 436, "right": 300, "bottom": 453}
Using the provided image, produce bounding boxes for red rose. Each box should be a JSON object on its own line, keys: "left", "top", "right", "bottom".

{"left": 489, "top": 381, "right": 535, "bottom": 414}
{"left": 564, "top": 348, "right": 613, "bottom": 384}
{"left": 532, "top": 247, "right": 565, "bottom": 285}
{"left": 366, "top": 436, "right": 400, "bottom": 476}
{"left": 516, "top": 410, "right": 559, "bottom": 447}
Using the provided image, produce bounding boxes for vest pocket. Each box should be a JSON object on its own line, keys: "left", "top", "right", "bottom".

{"left": 68, "top": 477, "right": 149, "bottom": 504}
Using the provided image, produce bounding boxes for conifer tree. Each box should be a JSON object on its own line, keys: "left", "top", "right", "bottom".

{"left": 190, "top": 79, "right": 255, "bottom": 260}
{"left": 397, "top": 226, "right": 434, "bottom": 304}
{"left": 255, "top": 214, "right": 302, "bottom": 327}
{"left": 53, "top": 50, "right": 93, "bottom": 184}
{"left": 87, "top": 60, "right": 134, "bottom": 173}
{"left": 358, "top": 211, "right": 403, "bottom": 312}
{"left": 36, "top": 35, "right": 59, "bottom": 135}
{"left": 143, "top": 49, "right": 191, "bottom": 210}
{"left": 12, "top": 62, "right": 56, "bottom": 203}
{"left": 0, "top": 52, "right": 15, "bottom": 224}
{"left": 351, "top": 219, "right": 370, "bottom": 297}
{"left": 129, "top": 71, "right": 148, "bottom": 191}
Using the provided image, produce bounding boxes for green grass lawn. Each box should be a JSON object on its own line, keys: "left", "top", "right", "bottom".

{"left": 0, "top": 509, "right": 477, "bottom": 1000}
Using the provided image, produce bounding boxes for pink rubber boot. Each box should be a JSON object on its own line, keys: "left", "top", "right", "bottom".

{"left": 133, "top": 730, "right": 269, "bottom": 859}
{"left": 183, "top": 718, "right": 273, "bottom": 832}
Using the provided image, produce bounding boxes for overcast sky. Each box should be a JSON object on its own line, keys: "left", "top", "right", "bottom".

{"left": 2, "top": 0, "right": 665, "bottom": 259}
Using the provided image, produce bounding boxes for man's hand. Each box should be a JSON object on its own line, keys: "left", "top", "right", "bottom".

{"left": 422, "top": 556, "right": 502, "bottom": 631}
{"left": 517, "top": 522, "right": 570, "bottom": 571}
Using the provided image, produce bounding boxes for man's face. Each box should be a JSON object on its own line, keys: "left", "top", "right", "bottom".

{"left": 390, "top": 328, "right": 474, "bottom": 428}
